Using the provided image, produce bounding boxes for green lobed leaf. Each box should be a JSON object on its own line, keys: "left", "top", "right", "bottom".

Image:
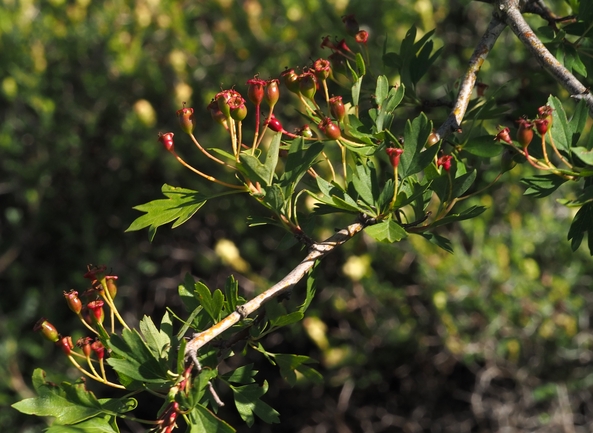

{"left": 573, "top": 147, "right": 593, "bottom": 165}
{"left": 272, "top": 354, "right": 323, "bottom": 387}
{"left": 463, "top": 135, "right": 504, "bottom": 157}
{"left": 138, "top": 315, "right": 171, "bottom": 360}
{"left": 262, "top": 184, "right": 285, "bottom": 215}
{"left": 451, "top": 169, "right": 477, "bottom": 199}
{"left": 522, "top": 174, "right": 568, "bottom": 198}
{"left": 299, "top": 263, "right": 318, "bottom": 314}
{"left": 364, "top": 219, "right": 408, "bottom": 243}
{"left": 557, "top": 186, "right": 593, "bottom": 207}
{"left": 126, "top": 184, "right": 207, "bottom": 241}
{"left": 188, "top": 404, "right": 236, "bottom": 433}
{"left": 281, "top": 138, "right": 324, "bottom": 187}
{"left": 193, "top": 281, "right": 223, "bottom": 323}
{"left": 376, "top": 84, "right": 405, "bottom": 131}
{"left": 230, "top": 381, "right": 280, "bottom": 427}
{"left": 270, "top": 311, "right": 304, "bottom": 328}
{"left": 567, "top": 202, "right": 593, "bottom": 255}
{"left": 350, "top": 163, "right": 376, "bottom": 207}
{"left": 45, "top": 416, "right": 120, "bottom": 433}
{"left": 239, "top": 153, "right": 270, "bottom": 187}
{"left": 223, "top": 364, "right": 257, "bottom": 385}
{"left": 547, "top": 95, "right": 572, "bottom": 153}
{"left": 224, "top": 275, "right": 240, "bottom": 313}
{"left": 429, "top": 205, "right": 487, "bottom": 228}
{"left": 262, "top": 132, "right": 282, "bottom": 186}
{"left": 419, "top": 232, "right": 453, "bottom": 253}
{"left": 107, "top": 327, "right": 171, "bottom": 384}
{"left": 12, "top": 370, "right": 135, "bottom": 426}
{"left": 400, "top": 113, "right": 432, "bottom": 178}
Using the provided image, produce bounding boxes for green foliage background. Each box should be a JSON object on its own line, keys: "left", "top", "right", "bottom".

{"left": 1, "top": 0, "right": 592, "bottom": 431}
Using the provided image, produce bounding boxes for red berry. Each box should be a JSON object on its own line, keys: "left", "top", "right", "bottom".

{"left": 437, "top": 155, "right": 453, "bottom": 171}
{"left": 246, "top": 77, "right": 266, "bottom": 106}
{"left": 176, "top": 105, "right": 195, "bottom": 134}
{"left": 313, "top": 59, "right": 331, "bottom": 81}
{"left": 158, "top": 132, "right": 175, "bottom": 152}
{"left": 266, "top": 115, "right": 284, "bottom": 133}
{"left": 281, "top": 68, "right": 300, "bottom": 94}
{"left": 534, "top": 118, "right": 549, "bottom": 135}
{"left": 91, "top": 340, "right": 105, "bottom": 360}
{"left": 318, "top": 117, "right": 341, "bottom": 140}
{"left": 385, "top": 147, "right": 404, "bottom": 168}
{"left": 105, "top": 276, "right": 118, "bottom": 299}
{"left": 265, "top": 79, "right": 280, "bottom": 108}
{"left": 87, "top": 300, "right": 105, "bottom": 324}
{"left": 516, "top": 118, "right": 533, "bottom": 148}
{"left": 57, "top": 336, "right": 74, "bottom": 355}
{"left": 494, "top": 127, "right": 512, "bottom": 144}
{"left": 329, "top": 96, "right": 346, "bottom": 122}
{"left": 298, "top": 71, "right": 317, "bottom": 100}
{"left": 64, "top": 290, "right": 82, "bottom": 314}
{"left": 34, "top": 318, "right": 60, "bottom": 343}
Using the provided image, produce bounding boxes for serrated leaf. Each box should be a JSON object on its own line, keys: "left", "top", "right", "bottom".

{"left": 364, "top": 220, "right": 408, "bottom": 243}
{"left": 262, "top": 184, "right": 285, "bottom": 214}
{"left": 281, "top": 138, "right": 324, "bottom": 187}
{"left": 463, "top": 136, "right": 504, "bottom": 157}
{"left": 230, "top": 381, "right": 280, "bottom": 427}
{"left": 573, "top": 147, "right": 593, "bottom": 165}
{"left": 270, "top": 311, "right": 304, "bottom": 328}
{"left": 45, "top": 416, "right": 119, "bottom": 433}
{"left": 107, "top": 328, "right": 170, "bottom": 384}
{"left": 567, "top": 202, "right": 593, "bottom": 254}
{"left": 139, "top": 315, "right": 171, "bottom": 360}
{"left": 557, "top": 186, "right": 593, "bottom": 207}
{"left": 12, "top": 370, "right": 135, "bottom": 426}
{"left": 522, "top": 174, "right": 568, "bottom": 198}
{"left": 224, "top": 275, "right": 239, "bottom": 313}
{"left": 188, "top": 404, "right": 236, "bottom": 433}
{"left": 223, "top": 364, "right": 257, "bottom": 385}
{"left": 351, "top": 163, "right": 375, "bottom": 206}
{"left": 239, "top": 153, "right": 270, "bottom": 187}
{"left": 400, "top": 113, "right": 432, "bottom": 177}
{"left": 272, "top": 354, "right": 323, "bottom": 387}
{"left": 419, "top": 232, "right": 453, "bottom": 253}
{"left": 429, "top": 205, "right": 486, "bottom": 228}
{"left": 126, "top": 184, "right": 207, "bottom": 240}
{"left": 547, "top": 96, "right": 572, "bottom": 152}
{"left": 262, "top": 132, "right": 282, "bottom": 186}
{"left": 193, "top": 282, "right": 222, "bottom": 323}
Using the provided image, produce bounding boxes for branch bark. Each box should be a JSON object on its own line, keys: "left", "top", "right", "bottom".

{"left": 437, "top": 0, "right": 593, "bottom": 141}
{"left": 500, "top": 0, "right": 593, "bottom": 114}
{"left": 184, "top": 217, "right": 368, "bottom": 364}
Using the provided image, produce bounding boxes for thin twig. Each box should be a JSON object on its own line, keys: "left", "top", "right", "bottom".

{"left": 436, "top": 15, "right": 507, "bottom": 140}
{"left": 184, "top": 217, "right": 370, "bottom": 359}
{"left": 501, "top": 0, "right": 593, "bottom": 114}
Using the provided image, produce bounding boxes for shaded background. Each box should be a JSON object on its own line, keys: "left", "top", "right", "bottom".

{"left": 1, "top": 0, "right": 592, "bottom": 431}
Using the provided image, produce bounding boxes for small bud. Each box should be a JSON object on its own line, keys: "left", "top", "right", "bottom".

{"left": 329, "top": 96, "right": 346, "bottom": 122}
{"left": 266, "top": 115, "right": 284, "bottom": 133}
{"left": 494, "top": 127, "right": 512, "bottom": 144}
{"left": 175, "top": 105, "right": 195, "bottom": 134}
{"left": 158, "top": 132, "right": 175, "bottom": 152}
{"left": 87, "top": 300, "right": 105, "bottom": 325}
{"left": 105, "top": 276, "right": 118, "bottom": 299}
{"left": 355, "top": 30, "right": 369, "bottom": 45}
{"left": 318, "top": 117, "right": 341, "bottom": 140}
{"left": 83, "top": 265, "right": 107, "bottom": 282}
{"left": 298, "top": 71, "right": 317, "bottom": 100}
{"left": 207, "top": 100, "right": 227, "bottom": 126}
{"left": 336, "top": 39, "right": 354, "bottom": 55}
{"left": 91, "top": 340, "right": 105, "bottom": 360}
{"left": 77, "top": 337, "right": 93, "bottom": 357}
{"left": 246, "top": 77, "right": 266, "bottom": 106}
{"left": 437, "top": 155, "right": 453, "bottom": 171}
{"left": 64, "top": 290, "right": 82, "bottom": 314}
{"left": 341, "top": 14, "right": 360, "bottom": 36}
{"left": 281, "top": 68, "right": 300, "bottom": 94}
{"left": 426, "top": 132, "right": 440, "bottom": 148}
{"left": 534, "top": 118, "right": 549, "bottom": 135}
{"left": 57, "top": 336, "right": 74, "bottom": 355}
{"left": 228, "top": 94, "right": 248, "bottom": 121}
{"left": 516, "top": 118, "right": 533, "bottom": 148}
{"left": 298, "top": 124, "right": 314, "bottom": 138}
{"left": 313, "top": 59, "right": 331, "bottom": 81}
{"left": 385, "top": 147, "right": 404, "bottom": 168}
{"left": 34, "top": 318, "right": 60, "bottom": 343}
{"left": 265, "top": 79, "right": 280, "bottom": 108}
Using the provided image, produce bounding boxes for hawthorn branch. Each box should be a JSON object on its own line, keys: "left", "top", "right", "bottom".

{"left": 184, "top": 217, "right": 369, "bottom": 364}
{"left": 501, "top": 0, "right": 593, "bottom": 114}
{"left": 436, "top": 15, "right": 507, "bottom": 139}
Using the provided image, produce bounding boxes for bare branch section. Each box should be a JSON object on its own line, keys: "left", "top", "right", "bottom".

{"left": 184, "top": 218, "right": 367, "bottom": 363}
{"left": 436, "top": 16, "right": 507, "bottom": 139}
{"left": 502, "top": 0, "right": 593, "bottom": 113}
